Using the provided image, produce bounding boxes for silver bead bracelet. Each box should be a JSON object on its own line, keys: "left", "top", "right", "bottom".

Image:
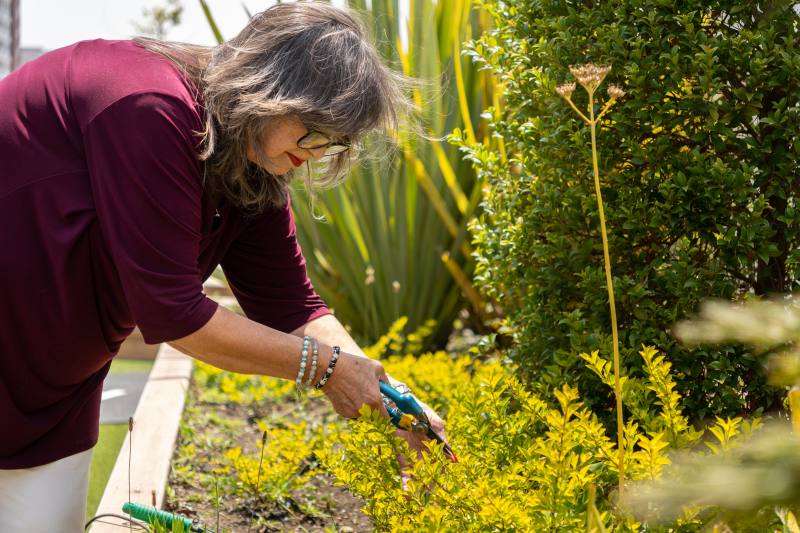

{"left": 304, "top": 338, "right": 319, "bottom": 388}
{"left": 295, "top": 336, "right": 310, "bottom": 397}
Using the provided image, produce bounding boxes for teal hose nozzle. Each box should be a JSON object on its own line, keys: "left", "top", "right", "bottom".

{"left": 122, "top": 501, "right": 212, "bottom": 532}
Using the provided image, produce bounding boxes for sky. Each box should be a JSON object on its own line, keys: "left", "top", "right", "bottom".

{"left": 20, "top": 0, "right": 329, "bottom": 51}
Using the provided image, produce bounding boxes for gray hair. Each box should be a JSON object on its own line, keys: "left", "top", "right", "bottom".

{"left": 136, "top": 2, "right": 413, "bottom": 212}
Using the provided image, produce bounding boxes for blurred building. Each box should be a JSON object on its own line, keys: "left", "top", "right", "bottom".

{"left": 19, "top": 45, "right": 43, "bottom": 65}
{"left": 0, "top": 0, "right": 19, "bottom": 77}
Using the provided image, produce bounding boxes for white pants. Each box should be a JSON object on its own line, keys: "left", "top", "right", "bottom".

{"left": 0, "top": 448, "right": 93, "bottom": 533}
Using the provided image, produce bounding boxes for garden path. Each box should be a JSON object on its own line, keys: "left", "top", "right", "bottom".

{"left": 100, "top": 372, "right": 148, "bottom": 424}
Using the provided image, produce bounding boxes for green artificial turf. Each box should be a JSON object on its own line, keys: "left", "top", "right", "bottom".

{"left": 86, "top": 423, "right": 129, "bottom": 520}
{"left": 109, "top": 358, "right": 154, "bottom": 375}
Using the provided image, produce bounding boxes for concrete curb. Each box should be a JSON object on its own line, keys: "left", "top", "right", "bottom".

{"left": 90, "top": 344, "right": 193, "bottom": 532}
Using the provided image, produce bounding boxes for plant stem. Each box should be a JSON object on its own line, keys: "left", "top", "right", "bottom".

{"left": 790, "top": 386, "right": 800, "bottom": 433}
{"left": 128, "top": 417, "right": 133, "bottom": 533}
{"left": 214, "top": 474, "right": 220, "bottom": 533}
{"left": 248, "top": 431, "right": 268, "bottom": 533}
{"left": 588, "top": 92, "right": 625, "bottom": 496}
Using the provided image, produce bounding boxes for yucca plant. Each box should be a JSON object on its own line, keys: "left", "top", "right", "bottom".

{"left": 290, "top": 0, "right": 497, "bottom": 346}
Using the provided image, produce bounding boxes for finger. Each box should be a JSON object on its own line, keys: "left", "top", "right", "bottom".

{"left": 385, "top": 372, "right": 404, "bottom": 388}
{"left": 338, "top": 402, "right": 361, "bottom": 420}
{"left": 372, "top": 381, "right": 390, "bottom": 420}
{"left": 371, "top": 364, "right": 392, "bottom": 419}
{"left": 393, "top": 427, "right": 415, "bottom": 443}
{"left": 418, "top": 401, "right": 449, "bottom": 441}
{"left": 397, "top": 453, "right": 413, "bottom": 493}
{"left": 429, "top": 416, "right": 448, "bottom": 441}
{"left": 378, "top": 397, "right": 390, "bottom": 419}
{"left": 425, "top": 409, "right": 446, "bottom": 430}
{"left": 393, "top": 428, "right": 426, "bottom": 460}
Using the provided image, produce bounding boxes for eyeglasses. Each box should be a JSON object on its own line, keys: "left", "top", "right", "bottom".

{"left": 296, "top": 130, "right": 351, "bottom": 157}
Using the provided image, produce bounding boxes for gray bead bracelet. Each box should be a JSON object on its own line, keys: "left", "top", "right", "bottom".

{"left": 304, "top": 338, "right": 319, "bottom": 388}
{"left": 295, "top": 336, "right": 310, "bottom": 396}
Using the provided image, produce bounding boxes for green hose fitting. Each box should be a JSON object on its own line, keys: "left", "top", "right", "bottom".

{"left": 122, "top": 501, "right": 211, "bottom": 532}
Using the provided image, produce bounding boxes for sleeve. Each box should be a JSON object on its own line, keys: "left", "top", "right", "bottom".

{"left": 83, "top": 92, "right": 218, "bottom": 343}
{"left": 221, "top": 195, "right": 331, "bottom": 333}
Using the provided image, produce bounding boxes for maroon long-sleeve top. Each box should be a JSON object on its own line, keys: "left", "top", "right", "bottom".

{"left": 0, "top": 40, "right": 330, "bottom": 468}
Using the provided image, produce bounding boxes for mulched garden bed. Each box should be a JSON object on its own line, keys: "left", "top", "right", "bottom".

{"left": 164, "top": 374, "right": 373, "bottom": 533}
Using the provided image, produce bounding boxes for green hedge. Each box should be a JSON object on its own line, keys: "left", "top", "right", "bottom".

{"left": 456, "top": 1, "right": 800, "bottom": 420}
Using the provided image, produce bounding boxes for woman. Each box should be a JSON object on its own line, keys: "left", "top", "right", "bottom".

{"left": 0, "top": 3, "right": 447, "bottom": 531}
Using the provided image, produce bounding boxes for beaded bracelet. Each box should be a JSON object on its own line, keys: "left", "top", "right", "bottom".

{"left": 304, "top": 338, "right": 319, "bottom": 388}
{"left": 295, "top": 336, "right": 310, "bottom": 396}
{"left": 315, "top": 346, "right": 340, "bottom": 390}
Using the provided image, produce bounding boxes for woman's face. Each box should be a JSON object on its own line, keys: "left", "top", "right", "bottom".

{"left": 246, "top": 115, "right": 327, "bottom": 175}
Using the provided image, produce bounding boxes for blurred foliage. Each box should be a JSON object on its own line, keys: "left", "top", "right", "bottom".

{"left": 676, "top": 297, "right": 800, "bottom": 393}
{"left": 362, "top": 316, "right": 437, "bottom": 359}
{"left": 134, "top": 0, "right": 183, "bottom": 39}
{"left": 194, "top": 358, "right": 296, "bottom": 405}
{"left": 623, "top": 425, "right": 800, "bottom": 531}
{"left": 623, "top": 293, "right": 800, "bottom": 531}
{"left": 455, "top": 0, "right": 800, "bottom": 420}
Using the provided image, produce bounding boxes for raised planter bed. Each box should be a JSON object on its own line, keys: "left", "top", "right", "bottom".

{"left": 89, "top": 274, "right": 373, "bottom": 532}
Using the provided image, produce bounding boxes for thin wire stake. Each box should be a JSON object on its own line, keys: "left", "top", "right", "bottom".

{"left": 128, "top": 416, "right": 134, "bottom": 533}
{"left": 214, "top": 473, "right": 221, "bottom": 533}
{"left": 247, "top": 431, "right": 268, "bottom": 533}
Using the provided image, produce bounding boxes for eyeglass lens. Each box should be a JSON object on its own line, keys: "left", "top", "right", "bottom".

{"left": 298, "top": 131, "right": 349, "bottom": 156}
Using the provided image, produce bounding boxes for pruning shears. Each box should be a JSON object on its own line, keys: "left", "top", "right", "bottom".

{"left": 379, "top": 380, "right": 458, "bottom": 462}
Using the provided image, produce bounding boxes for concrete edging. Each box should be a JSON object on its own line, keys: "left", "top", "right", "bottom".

{"left": 90, "top": 343, "right": 193, "bottom": 532}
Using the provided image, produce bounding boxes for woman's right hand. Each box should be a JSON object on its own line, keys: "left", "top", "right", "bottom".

{"left": 321, "top": 350, "right": 389, "bottom": 419}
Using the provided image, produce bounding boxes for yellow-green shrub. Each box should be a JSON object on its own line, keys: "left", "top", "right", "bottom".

{"left": 183, "top": 323, "right": 760, "bottom": 530}
{"left": 362, "top": 317, "right": 438, "bottom": 360}
{"left": 218, "top": 422, "right": 322, "bottom": 508}
{"left": 193, "top": 360, "right": 296, "bottom": 405}
{"left": 317, "top": 346, "right": 752, "bottom": 531}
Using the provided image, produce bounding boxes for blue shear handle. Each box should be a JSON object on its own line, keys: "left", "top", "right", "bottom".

{"left": 384, "top": 401, "right": 405, "bottom": 427}
{"left": 379, "top": 381, "right": 424, "bottom": 417}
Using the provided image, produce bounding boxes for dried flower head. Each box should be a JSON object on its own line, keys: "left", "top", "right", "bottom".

{"left": 607, "top": 84, "right": 626, "bottom": 100}
{"left": 556, "top": 82, "right": 576, "bottom": 100}
{"left": 569, "top": 63, "right": 612, "bottom": 93}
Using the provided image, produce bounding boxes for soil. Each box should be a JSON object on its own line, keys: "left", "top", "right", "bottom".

{"left": 164, "top": 379, "right": 374, "bottom": 533}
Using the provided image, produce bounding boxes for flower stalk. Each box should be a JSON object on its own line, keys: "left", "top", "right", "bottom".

{"left": 790, "top": 386, "right": 800, "bottom": 433}
{"left": 558, "top": 64, "right": 626, "bottom": 496}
